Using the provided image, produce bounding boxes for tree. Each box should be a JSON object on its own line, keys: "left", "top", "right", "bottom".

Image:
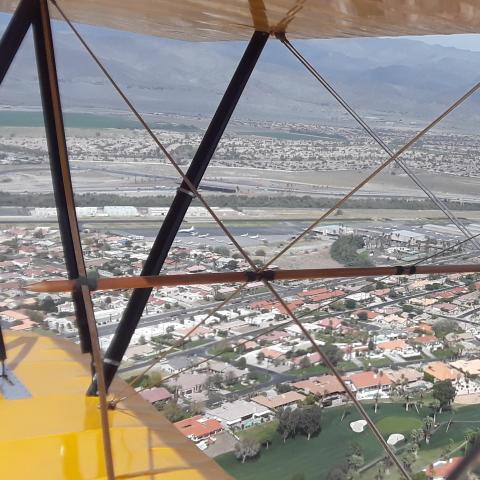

{"left": 330, "top": 235, "right": 373, "bottom": 267}
{"left": 161, "top": 401, "right": 189, "bottom": 422}
{"left": 234, "top": 438, "right": 260, "bottom": 463}
{"left": 276, "top": 383, "right": 292, "bottom": 394}
{"left": 374, "top": 461, "right": 386, "bottom": 480}
{"left": 368, "top": 338, "right": 375, "bottom": 351}
{"left": 299, "top": 356, "right": 311, "bottom": 369}
{"left": 298, "top": 405, "right": 322, "bottom": 440}
{"left": 357, "top": 311, "right": 368, "bottom": 321}
{"left": 433, "top": 319, "right": 459, "bottom": 339}
{"left": 347, "top": 453, "right": 364, "bottom": 473}
{"left": 236, "top": 357, "right": 247, "bottom": 369}
{"left": 429, "top": 398, "right": 441, "bottom": 423}
{"left": 464, "top": 429, "right": 480, "bottom": 455}
{"left": 40, "top": 295, "right": 57, "bottom": 313}
{"left": 26, "top": 310, "right": 43, "bottom": 323}
{"left": 345, "top": 299, "right": 356, "bottom": 310}
{"left": 210, "top": 373, "right": 224, "bottom": 388}
{"left": 433, "top": 380, "right": 456, "bottom": 411}
{"left": 206, "top": 390, "right": 222, "bottom": 407}
{"left": 326, "top": 466, "right": 348, "bottom": 480}
{"left": 249, "top": 422, "right": 276, "bottom": 449}
{"left": 256, "top": 351, "right": 265, "bottom": 364}
{"left": 224, "top": 370, "right": 237, "bottom": 386}
{"left": 409, "top": 428, "right": 424, "bottom": 447}
{"left": 422, "top": 416, "right": 434, "bottom": 444}
{"left": 400, "top": 451, "right": 416, "bottom": 472}
{"left": 323, "top": 343, "right": 344, "bottom": 366}
{"left": 277, "top": 407, "right": 299, "bottom": 442}
{"left": 255, "top": 249, "right": 266, "bottom": 257}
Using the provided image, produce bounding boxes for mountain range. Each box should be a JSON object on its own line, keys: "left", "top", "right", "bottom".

{"left": 1, "top": 15, "right": 480, "bottom": 128}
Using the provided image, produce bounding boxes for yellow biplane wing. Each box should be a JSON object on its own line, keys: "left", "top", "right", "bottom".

{"left": 1, "top": 1, "right": 479, "bottom": 480}
{"left": 0, "top": 332, "right": 232, "bottom": 479}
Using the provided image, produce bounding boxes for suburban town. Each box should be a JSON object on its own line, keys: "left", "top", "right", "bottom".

{"left": 1, "top": 207, "right": 480, "bottom": 479}
{"left": 0, "top": 121, "right": 479, "bottom": 178}
{"left": 2, "top": 0, "right": 480, "bottom": 478}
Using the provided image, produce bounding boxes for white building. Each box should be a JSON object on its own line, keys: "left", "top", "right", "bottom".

{"left": 103, "top": 206, "right": 139, "bottom": 217}
{"left": 205, "top": 399, "right": 271, "bottom": 430}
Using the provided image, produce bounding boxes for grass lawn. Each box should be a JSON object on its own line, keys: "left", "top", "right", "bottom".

{"left": 362, "top": 356, "right": 393, "bottom": 369}
{"left": 433, "top": 348, "right": 456, "bottom": 360}
{"left": 239, "top": 421, "right": 279, "bottom": 443}
{"left": 289, "top": 364, "right": 329, "bottom": 376}
{"left": 216, "top": 403, "right": 480, "bottom": 480}
{"left": 183, "top": 337, "right": 211, "bottom": 348}
{"left": 338, "top": 360, "right": 359, "bottom": 372}
{"left": 253, "top": 372, "right": 271, "bottom": 384}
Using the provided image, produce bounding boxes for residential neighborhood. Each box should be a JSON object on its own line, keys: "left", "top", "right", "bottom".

{"left": 1, "top": 218, "right": 480, "bottom": 479}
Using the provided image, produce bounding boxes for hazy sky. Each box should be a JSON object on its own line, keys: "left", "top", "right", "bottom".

{"left": 409, "top": 34, "right": 480, "bottom": 52}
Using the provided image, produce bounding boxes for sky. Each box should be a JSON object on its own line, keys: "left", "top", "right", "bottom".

{"left": 408, "top": 34, "right": 480, "bottom": 52}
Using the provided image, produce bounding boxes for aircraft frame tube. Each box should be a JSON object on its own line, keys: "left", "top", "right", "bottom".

{"left": 32, "top": 1, "right": 92, "bottom": 355}
{"left": 93, "top": 30, "right": 269, "bottom": 394}
{"left": 0, "top": 0, "right": 33, "bottom": 85}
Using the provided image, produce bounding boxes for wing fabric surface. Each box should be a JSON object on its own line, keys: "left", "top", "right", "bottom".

{"left": 1, "top": 0, "right": 480, "bottom": 40}
{"left": 0, "top": 332, "right": 232, "bottom": 479}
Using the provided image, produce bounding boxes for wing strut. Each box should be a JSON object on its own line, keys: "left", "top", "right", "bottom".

{"left": 31, "top": 1, "right": 114, "bottom": 477}
{"left": 0, "top": 0, "right": 94, "bottom": 355}
{"left": 31, "top": 3, "right": 94, "bottom": 355}
{"left": 0, "top": 0, "right": 33, "bottom": 84}
{"left": 88, "top": 29, "right": 269, "bottom": 394}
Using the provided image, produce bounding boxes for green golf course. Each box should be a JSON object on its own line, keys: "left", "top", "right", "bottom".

{"left": 216, "top": 403, "right": 480, "bottom": 480}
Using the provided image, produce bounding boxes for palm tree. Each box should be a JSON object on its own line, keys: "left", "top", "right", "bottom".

{"left": 430, "top": 398, "right": 441, "bottom": 424}
{"left": 374, "top": 461, "right": 386, "bottom": 480}
{"left": 374, "top": 371, "right": 384, "bottom": 414}
{"left": 423, "top": 417, "right": 434, "bottom": 445}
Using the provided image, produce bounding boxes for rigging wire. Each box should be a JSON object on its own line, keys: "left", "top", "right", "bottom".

{"left": 111, "top": 282, "right": 249, "bottom": 403}
{"left": 261, "top": 72, "right": 480, "bottom": 270}
{"left": 115, "top": 232, "right": 480, "bottom": 477}
{"left": 263, "top": 280, "right": 412, "bottom": 479}
{"left": 47, "top": 5, "right": 480, "bottom": 475}
{"left": 279, "top": 34, "right": 480, "bottom": 252}
{"left": 49, "top": 0, "right": 258, "bottom": 274}
{"left": 117, "top": 231, "right": 480, "bottom": 401}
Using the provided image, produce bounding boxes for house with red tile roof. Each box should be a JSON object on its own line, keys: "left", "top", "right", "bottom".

{"left": 345, "top": 370, "right": 392, "bottom": 394}
{"left": 292, "top": 374, "right": 346, "bottom": 405}
{"left": 423, "top": 362, "right": 461, "bottom": 382}
{"left": 298, "top": 287, "right": 330, "bottom": 298}
{"left": 257, "top": 330, "right": 289, "bottom": 344}
{"left": 358, "top": 310, "right": 382, "bottom": 320}
{"left": 425, "top": 457, "right": 464, "bottom": 479}
{"left": 252, "top": 391, "right": 306, "bottom": 410}
{"left": 315, "top": 317, "right": 343, "bottom": 330}
{"left": 260, "top": 347, "right": 286, "bottom": 362}
{"left": 377, "top": 339, "right": 408, "bottom": 352}
{"left": 0, "top": 309, "right": 30, "bottom": 324}
{"left": 411, "top": 335, "right": 440, "bottom": 349}
{"left": 174, "top": 415, "right": 223, "bottom": 442}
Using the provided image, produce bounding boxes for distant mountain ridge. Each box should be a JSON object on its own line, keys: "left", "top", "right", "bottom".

{"left": 1, "top": 17, "right": 480, "bottom": 127}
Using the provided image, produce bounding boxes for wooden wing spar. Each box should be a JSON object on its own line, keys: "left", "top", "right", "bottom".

{"left": 27, "top": 263, "right": 480, "bottom": 293}
{"left": 2, "top": 0, "right": 480, "bottom": 41}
